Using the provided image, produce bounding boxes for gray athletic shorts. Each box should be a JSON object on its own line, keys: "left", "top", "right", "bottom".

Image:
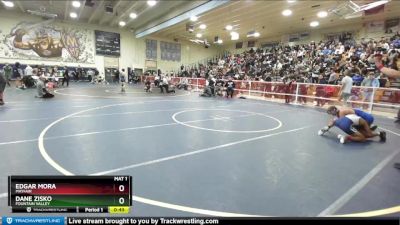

{"left": 341, "top": 92, "right": 351, "bottom": 102}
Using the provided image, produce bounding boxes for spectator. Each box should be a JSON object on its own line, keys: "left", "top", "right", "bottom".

{"left": 120, "top": 69, "right": 127, "bottom": 92}
{"left": 87, "top": 68, "right": 95, "bottom": 82}
{"left": 154, "top": 74, "right": 160, "bottom": 87}
{"left": 144, "top": 78, "right": 151, "bottom": 92}
{"left": 225, "top": 77, "right": 235, "bottom": 98}
{"left": 36, "top": 76, "right": 54, "bottom": 98}
{"left": 25, "top": 65, "right": 33, "bottom": 76}
{"left": 361, "top": 71, "right": 380, "bottom": 109}
{"left": 338, "top": 70, "right": 353, "bottom": 106}
{"left": 0, "top": 69, "right": 6, "bottom": 105}
{"left": 3, "top": 64, "right": 12, "bottom": 85}
{"left": 208, "top": 75, "right": 216, "bottom": 96}
{"left": 316, "top": 74, "right": 328, "bottom": 107}
{"left": 328, "top": 69, "right": 340, "bottom": 84}
{"left": 375, "top": 54, "right": 400, "bottom": 123}
{"left": 177, "top": 77, "right": 188, "bottom": 90}
{"left": 283, "top": 76, "right": 295, "bottom": 104}
{"left": 62, "top": 67, "right": 70, "bottom": 87}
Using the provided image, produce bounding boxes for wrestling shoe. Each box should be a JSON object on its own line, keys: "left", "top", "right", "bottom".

{"left": 370, "top": 124, "right": 378, "bottom": 131}
{"left": 379, "top": 131, "right": 386, "bottom": 142}
{"left": 338, "top": 134, "right": 346, "bottom": 144}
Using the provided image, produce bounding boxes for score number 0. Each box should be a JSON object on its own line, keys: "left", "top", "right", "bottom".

{"left": 118, "top": 185, "right": 125, "bottom": 205}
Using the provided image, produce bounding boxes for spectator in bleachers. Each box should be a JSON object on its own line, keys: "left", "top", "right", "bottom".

{"left": 328, "top": 69, "right": 340, "bottom": 84}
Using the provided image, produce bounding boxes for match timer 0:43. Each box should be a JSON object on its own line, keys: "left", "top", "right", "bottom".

{"left": 8, "top": 176, "right": 132, "bottom": 213}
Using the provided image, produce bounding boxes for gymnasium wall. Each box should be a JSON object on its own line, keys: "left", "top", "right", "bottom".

{"left": 0, "top": 11, "right": 221, "bottom": 73}
{"left": 223, "top": 22, "right": 394, "bottom": 54}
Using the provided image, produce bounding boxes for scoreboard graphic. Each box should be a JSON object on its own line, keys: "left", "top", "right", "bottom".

{"left": 8, "top": 176, "right": 132, "bottom": 213}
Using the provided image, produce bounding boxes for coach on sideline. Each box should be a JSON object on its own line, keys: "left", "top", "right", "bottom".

{"left": 375, "top": 54, "right": 400, "bottom": 169}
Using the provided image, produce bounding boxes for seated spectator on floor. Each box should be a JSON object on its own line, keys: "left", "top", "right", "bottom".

{"left": 215, "top": 77, "right": 225, "bottom": 96}
{"left": 225, "top": 77, "right": 235, "bottom": 98}
{"left": 160, "top": 75, "right": 175, "bottom": 94}
{"left": 177, "top": 77, "right": 188, "bottom": 90}
{"left": 144, "top": 78, "right": 151, "bottom": 92}
{"left": 154, "top": 75, "right": 160, "bottom": 87}
{"left": 36, "top": 76, "right": 54, "bottom": 98}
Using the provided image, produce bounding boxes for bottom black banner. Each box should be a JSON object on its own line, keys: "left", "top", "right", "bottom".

{"left": 66, "top": 217, "right": 399, "bottom": 225}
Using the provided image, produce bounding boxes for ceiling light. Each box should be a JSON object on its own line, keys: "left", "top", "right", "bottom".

{"left": 217, "top": 39, "right": 223, "bottom": 44}
{"left": 147, "top": 0, "right": 157, "bottom": 7}
{"left": 247, "top": 31, "right": 260, "bottom": 38}
{"left": 129, "top": 13, "right": 137, "bottom": 19}
{"left": 317, "top": 11, "right": 328, "bottom": 18}
{"left": 72, "top": 1, "right": 81, "bottom": 8}
{"left": 287, "top": 0, "right": 296, "bottom": 3}
{"left": 190, "top": 15, "right": 198, "bottom": 22}
{"left": 362, "top": 0, "right": 389, "bottom": 11}
{"left": 310, "top": 21, "right": 319, "bottom": 27}
{"left": 2, "top": 0, "right": 14, "bottom": 7}
{"left": 69, "top": 12, "right": 77, "bottom": 18}
{"left": 199, "top": 24, "right": 206, "bottom": 29}
{"left": 196, "top": 33, "right": 202, "bottom": 38}
{"left": 282, "top": 9, "right": 292, "bottom": 16}
{"left": 119, "top": 21, "right": 126, "bottom": 27}
{"left": 230, "top": 31, "right": 239, "bottom": 40}
{"left": 225, "top": 25, "right": 233, "bottom": 31}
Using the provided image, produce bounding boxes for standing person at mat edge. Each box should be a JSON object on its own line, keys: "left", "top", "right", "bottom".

{"left": 338, "top": 69, "right": 353, "bottom": 106}
{"left": 120, "top": 69, "right": 127, "bottom": 93}
{"left": 62, "top": 67, "right": 70, "bottom": 87}
{"left": 3, "top": 64, "right": 12, "bottom": 87}
{"left": 0, "top": 68, "right": 7, "bottom": 105}
{"left": 375, "top": 54, "right": 400, "bottom": 123}
{"left": 375, "top": 51, "right": 400, "bottom": 169}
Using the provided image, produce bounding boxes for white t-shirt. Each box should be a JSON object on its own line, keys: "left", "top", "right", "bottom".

{"left": 25, "top": 66, "right": 33, "bottom": 76}
{"left": 341, "top": 76, "right": 353, "bottom": 94}
{"left": 162, "top": 77, "right": 168, "bottom": 84}
{"left": 120, "top": 71, "right": 127, "bottom": 82}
